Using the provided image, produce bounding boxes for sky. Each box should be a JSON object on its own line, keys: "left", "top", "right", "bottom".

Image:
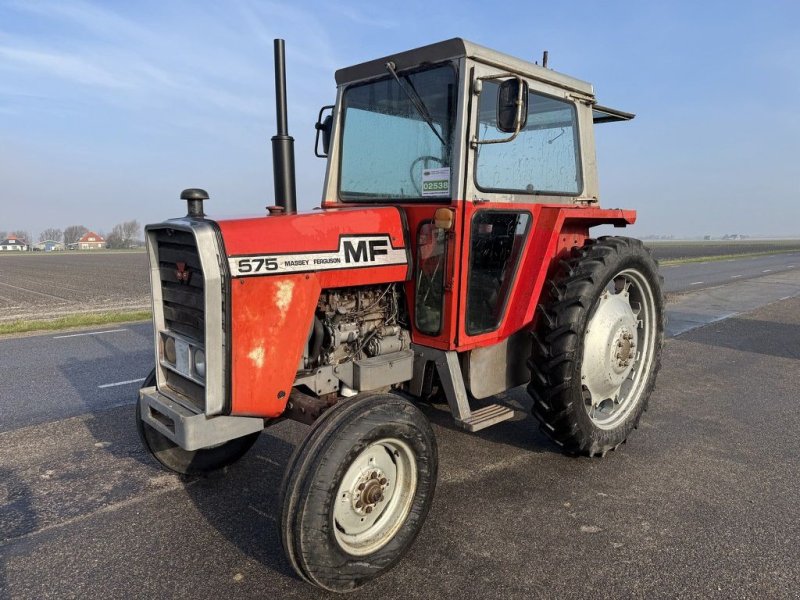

{"left": 0, "top": 0, "right": 798, "bottom": 239}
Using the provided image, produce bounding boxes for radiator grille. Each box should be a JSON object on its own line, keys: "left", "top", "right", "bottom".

{"left": 155, "top": 229, "right": 205, "bottom": 341}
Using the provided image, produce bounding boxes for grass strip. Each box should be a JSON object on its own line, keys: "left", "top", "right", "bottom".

{"left": 660, "top": 249, "right": 798, "bottom": 266}
{"left": 0, "top": 310, "right": 152, "bottom": 335}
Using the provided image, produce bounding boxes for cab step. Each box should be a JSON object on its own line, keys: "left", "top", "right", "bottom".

{"left": 412, "top": 345, "right": 517, "bottom": 433}
{"left": 458, "top": 404, "right": 516, "bottom": 432}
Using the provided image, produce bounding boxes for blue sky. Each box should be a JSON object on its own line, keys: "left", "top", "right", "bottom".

{"left": 1, "top": 0, "right": 798, "bottom": 238}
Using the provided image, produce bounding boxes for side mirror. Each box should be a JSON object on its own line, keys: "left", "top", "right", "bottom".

{"left": 314, "top": 105, "right": 334, "bottom": 158}
{"left": 497, "top": 78, "right": 528, "bottom": 133}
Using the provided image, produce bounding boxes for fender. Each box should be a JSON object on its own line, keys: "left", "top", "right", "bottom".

{"left": 216, "top": 207, "right": 411, "bottom": 417}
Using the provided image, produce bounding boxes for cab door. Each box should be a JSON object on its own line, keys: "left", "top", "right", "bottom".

{"left": 456, "top": 61, "right": 585, "bottom": 350}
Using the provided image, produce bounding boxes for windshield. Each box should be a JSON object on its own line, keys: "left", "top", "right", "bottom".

{"left": 339, "top": 64, "right": 457, "bottom": 201}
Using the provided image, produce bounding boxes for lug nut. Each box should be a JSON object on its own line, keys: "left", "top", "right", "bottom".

{"left": 371, "top": 471, "right": 378, "bottom": 479}
{"left": 366, "top": 506, "right": 373, "bottom": 514}
{"left": 358, "top": 483, "right": 365, "bottom": 491}
{"left": 379, "top": 477, "right": 387, "bottom": 485}
{"left": 356, "top": 501, "right": 362, "bottom": 509}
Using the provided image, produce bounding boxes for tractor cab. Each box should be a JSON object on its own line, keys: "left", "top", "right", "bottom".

{"left": 318, "top": 38, "right": 632, "bottom": 208}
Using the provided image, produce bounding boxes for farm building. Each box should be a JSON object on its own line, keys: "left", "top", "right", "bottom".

{"left": 0, "top": 237, "right": 28, "bottom": 251}
{"left": 33, "top": 240, "right": 65, "bottom": 252}
{"left": 69, "top": 232, "right": 106, "bottom": 250}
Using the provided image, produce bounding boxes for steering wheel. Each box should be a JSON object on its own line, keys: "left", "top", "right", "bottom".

{"left": 410, "top": 155, "right": 446, "bottom": 196}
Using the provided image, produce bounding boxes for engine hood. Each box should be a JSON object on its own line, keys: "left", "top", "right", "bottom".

{"left": 216, "top": 206, "right": 411, "bottom": 284}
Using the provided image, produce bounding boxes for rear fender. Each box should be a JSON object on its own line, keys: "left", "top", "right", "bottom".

{"left": 520, "top": 205, "right": 636, "bottom": 327}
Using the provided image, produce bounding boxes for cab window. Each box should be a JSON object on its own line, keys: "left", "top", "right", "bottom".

{"left": 475, "top": 82, "right": 581, "bottom": 195}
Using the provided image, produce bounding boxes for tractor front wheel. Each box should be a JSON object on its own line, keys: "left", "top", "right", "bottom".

{"left": 280, "top": 392, "right": 437, "bottom": 592}
{"left": 135, "top": 370, "right": 261, "bottom": 475}
{"left": 528, "top": 237, "right": 664, "bottom": 456}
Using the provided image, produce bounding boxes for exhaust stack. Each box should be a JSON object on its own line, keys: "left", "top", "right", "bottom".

{"left": 271, "top": 38, "right": 297, "bottom": 215}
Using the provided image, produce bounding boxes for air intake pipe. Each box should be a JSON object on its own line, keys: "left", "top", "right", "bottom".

{"left": 271, "top": 38, "right": 297, "bottom": 214}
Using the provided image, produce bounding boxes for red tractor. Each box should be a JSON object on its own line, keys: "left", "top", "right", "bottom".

{"left": 136, "top": 38, "right": 664, "bottom": 592}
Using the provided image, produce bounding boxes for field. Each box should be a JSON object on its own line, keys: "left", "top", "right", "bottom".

{"left": 2, "top": 240, "right": 800, "bottom": 325}
{"left": 0, "top": 250, "right": 149, "bottom": 324}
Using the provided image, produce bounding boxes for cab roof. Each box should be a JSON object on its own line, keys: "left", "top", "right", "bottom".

{"left": 335, "top": 37, "right": 595, "bottom": 97}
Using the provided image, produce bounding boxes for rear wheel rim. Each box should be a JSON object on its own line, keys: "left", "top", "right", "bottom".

{"left": 332, "top": 438, "right": 417, "bottom": 556}
{"left": 581, "top": 268, "right": 657, "bottom": 430}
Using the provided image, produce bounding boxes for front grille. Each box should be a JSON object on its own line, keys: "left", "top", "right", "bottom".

{"left": 154, "top": 228, "right": 206, "bottom": 411}
{"left": 155, "top": 229, "right": 205, "bottom": 340}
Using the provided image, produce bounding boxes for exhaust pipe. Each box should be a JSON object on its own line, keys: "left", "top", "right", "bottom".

{"left": 271, "top": 38, "right": 297, "bottom": 215}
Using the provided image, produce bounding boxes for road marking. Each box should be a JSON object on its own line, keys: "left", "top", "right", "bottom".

{"left": 787, "top": 265, "right": 795, "bottom": 268}
{"left": 98, "top": 378, "right": 146, "bottom": 389}
{"left": 762, "top": 269, "right": 772, "bottom": 273}
{"left": 690, "top": 281, "right": 704, "bottom": 285}
{"left": 731, "top": 275, "right": 742, "bottom": 278}
{"left": 53, "top": 329, "right": 126, "bottom": 339}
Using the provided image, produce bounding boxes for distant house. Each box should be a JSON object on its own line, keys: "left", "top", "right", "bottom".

{"left": 0, "top": 236, "right": 28, "bottom": 251}
{"left": 69, "top": 232, "right": 106, "bottom": 250}
{"left": 33, "top": 240, "right": 65, "bottom": 252}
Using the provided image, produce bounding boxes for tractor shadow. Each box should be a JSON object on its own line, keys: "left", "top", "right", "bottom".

{"left": 682, "top": 317, "right": 800, "bottom": 360}
{"left": 182, "top": 428, "right": 299, "bottom": 579}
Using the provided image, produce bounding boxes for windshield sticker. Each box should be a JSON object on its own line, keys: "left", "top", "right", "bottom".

{"left": 422, "top": 167, "right": 450, "bottom": 197}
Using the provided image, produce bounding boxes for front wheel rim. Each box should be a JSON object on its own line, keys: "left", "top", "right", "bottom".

{"left": 581, "top": 268, "right": 658, "bottom": 430}
{"left": 332, "top": 438, "right": 417, "bottom": 556}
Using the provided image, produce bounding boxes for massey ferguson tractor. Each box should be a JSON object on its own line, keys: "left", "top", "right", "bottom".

{"left": 136, "top": 38, "right": 664, "bottom": 592}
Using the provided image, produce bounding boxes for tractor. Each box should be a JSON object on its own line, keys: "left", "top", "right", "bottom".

{"left": 136, "top": 38, "right": 664, "bottom": 592}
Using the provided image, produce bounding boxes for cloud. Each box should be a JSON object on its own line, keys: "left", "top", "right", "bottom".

{"left": 0, "top": 45, "right": 133, "bottom": 89}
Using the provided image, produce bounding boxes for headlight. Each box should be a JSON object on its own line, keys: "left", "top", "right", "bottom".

{"left": 194, "top": 349, "right": 206, "bottom": 378}
{"left": 163, "top": 336, "right": 176, "bottom": 364}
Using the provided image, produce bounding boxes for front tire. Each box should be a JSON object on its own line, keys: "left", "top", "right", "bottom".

{"left": 280, "top": 392, "right": 438, "bottom": 592}
{"left": 135, "top": 370, "right": 261, "bottom": 475}
{"left": 528, "top": 237, "right": 664, "bottom": 456}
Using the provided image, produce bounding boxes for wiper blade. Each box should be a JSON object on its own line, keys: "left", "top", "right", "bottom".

{"left": 385, "top": 61, "right": 447, "bottom": 148}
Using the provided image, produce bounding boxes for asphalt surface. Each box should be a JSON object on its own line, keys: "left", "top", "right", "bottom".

{"left": 661, "top": 252, "right": 799, "bottom": 295}
{"left": 1, "top": 255, "right": 799, "bottom": 598}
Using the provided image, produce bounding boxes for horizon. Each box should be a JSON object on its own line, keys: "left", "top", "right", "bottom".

{"left": 1, "top": 1, "right": 799, "bottom": 238}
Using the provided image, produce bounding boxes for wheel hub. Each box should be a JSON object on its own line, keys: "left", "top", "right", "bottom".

{"left": 352, "top": 469, "right": 389, "bottom": 514}
{"left": 582, "top": 289, "right": 639, "bottom": 403}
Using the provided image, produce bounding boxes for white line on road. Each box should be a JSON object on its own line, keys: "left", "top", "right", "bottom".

{"left": 731, "top": 275, "right": 742, "bottom": 278}
{"left": 762, "top": 269, "right": 772, "bottom": 273}
{"left": 690, "top": 281, "right": 704, "bottom": 285}
{"left": 53, "top": 329, "right": 126, "bottom": 339}
{"left": 98, "top": 378, "right": 145, "bottom": 389}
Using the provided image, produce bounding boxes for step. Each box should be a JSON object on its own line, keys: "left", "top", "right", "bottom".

{"left": 457, "top": 404, "right": 516, "bottom": 432}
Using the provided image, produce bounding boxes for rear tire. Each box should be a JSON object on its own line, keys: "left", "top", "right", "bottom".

{"left": 528, "top": 237, "right": 664, "bottom": 456}
{"left": 280, "top": 392, "right": 437, "bottom": 592}
{"left": 135, "top": 369, "right": 261, "bottom": 475}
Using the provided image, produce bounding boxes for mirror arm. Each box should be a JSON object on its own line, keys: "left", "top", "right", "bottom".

{"left": 470, "top": 73, "right": 526, "bottom": 148}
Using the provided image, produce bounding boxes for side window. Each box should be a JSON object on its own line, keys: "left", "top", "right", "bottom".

{"left": 415, "top": 222, "right": 447, "bottom": 335}
{"left": 466, "top": 211, "right": 531, "bottom": 335}
{"left": 475, "top": 82, "right": 581, "bottom": 195}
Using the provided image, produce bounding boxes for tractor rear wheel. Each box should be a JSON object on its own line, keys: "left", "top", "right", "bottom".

{"left": 280, "top": 392, "right": 437, "bottom": 592}
{"left": 135, "top": 370, "right": 261, "bottom": 475}
{"left": 528, "top": 237, "right": 664, "bottom": 456}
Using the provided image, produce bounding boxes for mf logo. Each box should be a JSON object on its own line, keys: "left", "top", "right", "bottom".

{"left": 343, "top": 239, "right": 389, "bottom": 263}
{"left": 175, "top": 261, "right": 191, "bottom": 284}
